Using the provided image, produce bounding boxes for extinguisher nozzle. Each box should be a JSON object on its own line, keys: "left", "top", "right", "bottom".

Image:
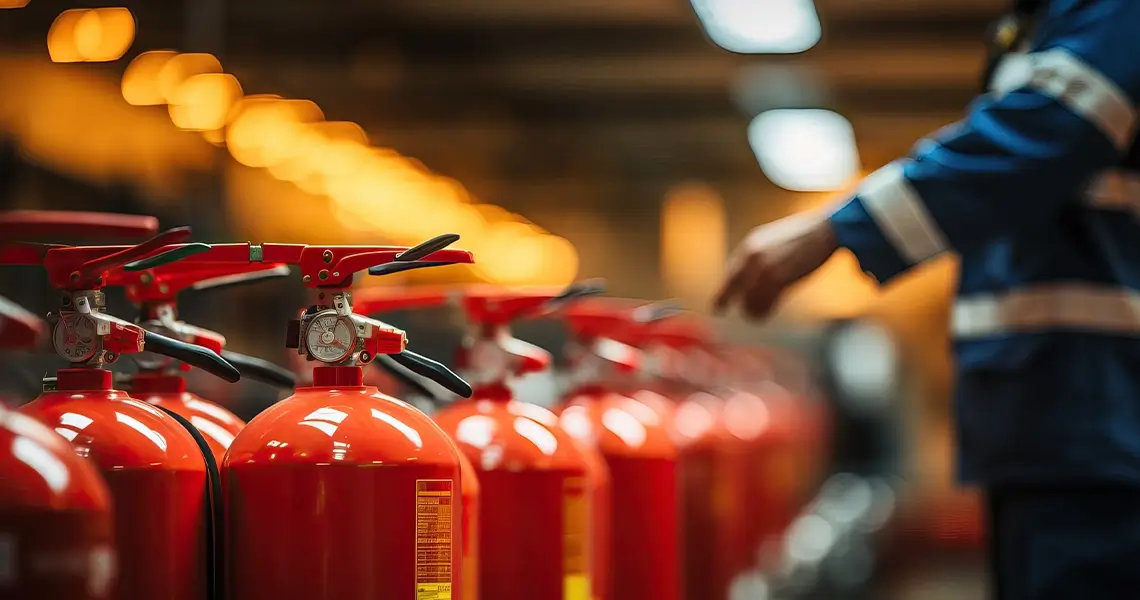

{"left": 388, "top": 350, "right": 473, "bottom": 398}
{"left": 142, "top": 330, "right": 241, "bottom": 382}
{"left": 220, "top": 350, "right": 296, "bottom": 389}
{"left": 373, "top": 353, "right": 445, "bottom": 403}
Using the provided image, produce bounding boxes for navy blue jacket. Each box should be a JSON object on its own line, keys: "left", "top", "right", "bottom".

{"left": 829, "top": 0, "right": 1140, "bottom": 485}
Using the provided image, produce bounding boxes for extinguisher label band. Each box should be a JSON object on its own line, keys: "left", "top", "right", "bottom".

{"left": 416, "top": 479, "right": 453, "bottom": 600}
{"left": 563, "top": 476, "right": 591, "bottom": 600}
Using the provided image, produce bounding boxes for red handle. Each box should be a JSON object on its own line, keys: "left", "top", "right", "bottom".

{"left": 561, "top": 297, "right": 644, "bottom": 339}
{"left": 460, "top": 285, "right": 567, "bottom": 326}
{"left": 0, "top": 227, "right": 193, "bottom": 290}
{"left": 129, "top": 242, "right": 474, "bottom": 288}
{"left": 0, "top": 210, "right": 159, "bottom": 241}
{"left": 0, "top": 295, "right": 46, "bottom": 350}
{"left": 639, "top": 313, "right": 714, "bottom": 349}
{"left": 109, "top": 262, "right": 290, "bottom": 304}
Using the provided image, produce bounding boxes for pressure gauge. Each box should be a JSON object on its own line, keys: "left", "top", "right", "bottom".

{"left": 304, "top": 312, "right": 356, "bottom": 364}
{"left": 134, "top": 319, "right": 177, "bottom": 371}
{"left": 52, "top": 312, "right": 98, "bottom": 363}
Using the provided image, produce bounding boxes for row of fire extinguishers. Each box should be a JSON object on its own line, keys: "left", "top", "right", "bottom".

{"left": 0, "top": 209, "right": 832, "bottom": 600}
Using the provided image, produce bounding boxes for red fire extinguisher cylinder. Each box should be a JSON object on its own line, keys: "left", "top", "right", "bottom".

{"left": 151, "top": 235, "right": 477, "bottom": 600}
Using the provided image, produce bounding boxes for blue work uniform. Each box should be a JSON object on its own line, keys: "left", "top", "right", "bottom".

{"left": 827, "top": 0, "right": 1140, "bottom": 597}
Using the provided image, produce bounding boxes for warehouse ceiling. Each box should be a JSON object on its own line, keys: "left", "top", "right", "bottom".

{"left": 0, "top": 0, "right": 1002, "bottom": 211}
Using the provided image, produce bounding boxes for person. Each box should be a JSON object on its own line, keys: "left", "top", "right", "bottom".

{"left": 712, "top": 1, "right": 1140, "bottom": 598}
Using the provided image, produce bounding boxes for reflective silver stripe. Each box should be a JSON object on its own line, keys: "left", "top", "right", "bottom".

{"left": 1000, "top": 49, "right": 1138, "bottom": 150}
{"left": 990, "top": 53, "right": 1033, "bottom": 96}
{"left": 952, "top": 284, "right": 1140, "bottom": 338}
{"left": 857, "top": 161, "right": 950, "bottom": 264}
{"left": 1085, "top": 169, "right": 1140, "bottom": 214}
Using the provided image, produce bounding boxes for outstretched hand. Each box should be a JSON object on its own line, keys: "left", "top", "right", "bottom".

{"left": 712, "top": 208, "right": 840, "bottom": 321}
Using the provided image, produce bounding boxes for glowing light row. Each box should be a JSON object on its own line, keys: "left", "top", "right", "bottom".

{"left": 113, "top": 48, "right": 579, "bottom": 286}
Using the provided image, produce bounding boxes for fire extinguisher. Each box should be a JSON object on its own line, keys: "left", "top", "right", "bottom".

{"left": 0, "top": 292, "right": 116, "bottom": 599}
{"left": 136, "top": 235, "right": 479, "bottom": 600}
{"left": 623, "top": 312, "right": 755, "bottom": 600}
{"left": 554, "top": 299, "right": 681, "bottom": 600}
{"left": 355, "top": 282, "right": 610, "bottom": 600}
{"left": 357, "top": 348, "right": 486, "bottom": 600}
{"left": 724, "top": 344, "right": 832, "bottom": 566}
{"left": 0, "top": 227, "right": 243, "bottom": 600}
{"left": 104, "top": 260, "right": 299, "bottom": 460}
{"left": 0, "top": 209, "right": 161, "bottom": 406}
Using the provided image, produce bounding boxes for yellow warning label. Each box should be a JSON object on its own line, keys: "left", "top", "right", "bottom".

{"left": 462, "top": 491, "right": 478, "bottom": 600}
{"left": 417, "top": 583, "right": 453, "bottom": 600}
{"left": 563, "top": 476, "right": 591, "bottom": 600}
{"left": 417, "top": 479, "right": 454, "bottom": 600}
{"left": 564, "top": 574, "right": 591, "bottom": 600}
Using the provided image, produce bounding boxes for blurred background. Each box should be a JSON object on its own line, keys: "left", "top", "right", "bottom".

{"left": 0, "top": 1, "right": 997, "bottom": 597}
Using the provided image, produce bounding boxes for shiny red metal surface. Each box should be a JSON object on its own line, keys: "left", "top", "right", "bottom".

{"left": 224, "top": 366, "right": 464, "bottom": 600}
{"left": 668, "top": 390, "right": 752, "bottom": 600}
{"left": 584, "top": 303, "right": 753, "bottom": 599}
{"left": 0, "top": 405, "right": 116, "bottom": 599}
{"left": 739, "top": 384, "right": 817, "bottom": 563}
{"left": 434, "top": 383, "right": 594, "bottom": 600}
{"left": 0, "top": 210, "right": 158, "bottom": 241}
{"left": 559, "top": 387, "right": 680, "bottom": 600}
{"left": 130, "top": 373, "right": 245, "bottom": 462}
{"left": 18, "top": 369, "right": 208, "bottom": 600}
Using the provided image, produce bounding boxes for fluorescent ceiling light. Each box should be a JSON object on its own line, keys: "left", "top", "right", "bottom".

{"left": 748, "top": 109, "right": 860, "bottom": 192}
{"left": 692, "top": 0, "right": 821, "bottom": 54}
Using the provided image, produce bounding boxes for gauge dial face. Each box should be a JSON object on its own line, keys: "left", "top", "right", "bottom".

{"left": 304, "top": 313, "right": 355, "bottom": 364}
{"left": 52, "top": 312, "right": 97, "bottom": 363}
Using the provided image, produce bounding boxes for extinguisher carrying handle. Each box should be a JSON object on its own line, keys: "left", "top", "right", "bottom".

{"left": 0, "top": 210, "right": 160, "bottom": 241}
{"left": 119, "top": 243, "right": 213, "bottom": 272}
{"left": 74, "top": 227, "right": 197, "bottom": 284}
{"left": 142, "top": 330, "right": 241, "bottom": 383}
{"left": 394, "top": 233, "right": 462, "bottom": 262}
{"left": 191, "top": 265, "right": 292, "bottom": 292}
{"left": 121, "top": 237, "right": 473, "bottom": 289}
{"left": 366, "top": 260, "right": 463, "bottom": 277}
{"left": 387, "top": 350, "right": 473, "bottom": 398}
{"left": 220, "top": 350, "right": 296, "bottom": 389}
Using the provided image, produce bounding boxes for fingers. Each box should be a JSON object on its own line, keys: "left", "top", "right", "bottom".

{"left": 712, "top": 251, "right": 753, "bottom": 315}
{"left": 714, "top": 253, "right": 780, "bottom": 321}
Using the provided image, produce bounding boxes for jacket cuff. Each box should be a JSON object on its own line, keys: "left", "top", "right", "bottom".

{"left": 829, "top": 197, "right": 911, "bottom": 284}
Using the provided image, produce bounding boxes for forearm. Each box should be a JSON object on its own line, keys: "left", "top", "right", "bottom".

{"left": 827, "top": 3, "right": 1140, "bottom": 283}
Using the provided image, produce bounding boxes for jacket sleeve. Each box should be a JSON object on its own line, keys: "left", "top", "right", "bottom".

{"left": 829, "top": 0, "right": 1140, "bottom": 284}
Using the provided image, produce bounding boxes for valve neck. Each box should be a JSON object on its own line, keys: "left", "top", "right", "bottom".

{"left": 130, "top": 372, "right": 187, "bottom": 394}
{"left": 311, "top": 366, "right": 365, "bottom": 388}
{"left": 55, "top": 368, "right": 114, "bottom": 391}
